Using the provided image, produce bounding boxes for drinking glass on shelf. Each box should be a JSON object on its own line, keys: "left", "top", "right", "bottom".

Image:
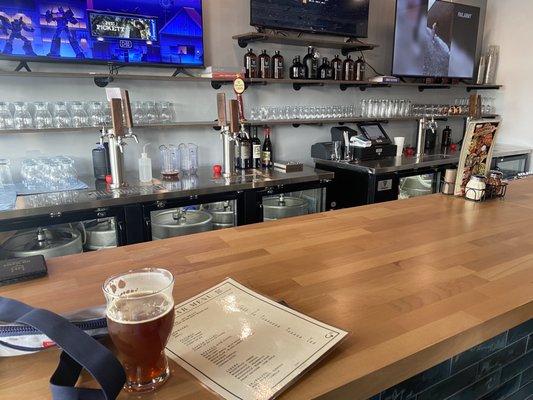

{"left": 86, "top": 101, "right": 104, "bottom": 127}
{"left": 13, "top": 102, "right": 33, "bottom": 129}
{"left": 378, "top": 100, "right": 388, "bottom": 118}
{"left": 33, "top": 102, "right": 54, "bottom": 129}
{"left": 157, "top": 102, "right": 175, "bottom": 124}
{"left": 249, "top": 107, "right": 259, "bottom": 121}
{"left": 0, "top": 102, "right": 14, "bottom": 130}
{"left": 132, "top": 101, "right": 146, "bottom": 125}
{"left": 21, "top": 159, "right": 40, "bottom": 189}
{"left": 0, "top": 159, "right": 13, "bottom": 187}
{"left": 360, "top": 99, "right": 368, "bottom": 118}
{"left": 69, "top": 101, "right": 90, "bottom": 128}
{"left": 143, "top": 101, "right": 159, "bottom": 125}
{"left": 52, "top": 102, "right": 71, "bottom": 128}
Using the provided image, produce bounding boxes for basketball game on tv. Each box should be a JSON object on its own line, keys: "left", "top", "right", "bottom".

{"left": 0, "top": 0, "right": 204, "bottom": 66}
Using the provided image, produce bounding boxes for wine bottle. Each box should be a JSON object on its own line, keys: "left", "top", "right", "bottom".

{"left": 272, "top": 50, "right": 284, "bottom": 79}
{"left": 258, "top": 49, "right": 271, "bottom": 79}
{"left": 262, "top": 127, "right": 273, "bottom": 169}
{"left": 239, "top": 124, "right": 253, "bottom": 169}
{"left": 331, "top": 55, "right": 343, "bottom": 81}
{"left": 251, "top": 127, "right": 262, "bottom": 168}
{"left": 244, "top": 49, "right": 258, "bottom": 79}
{"left": 303, "top": 46, "right": 318, "bottom": 79}
{"left": 343, "top": 55, "right": 355, "bottom": 81}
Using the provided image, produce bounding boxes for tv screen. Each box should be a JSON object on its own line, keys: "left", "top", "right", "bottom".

{"left": 392, "top": 0, "right": 480, "bottom": 79}
{"left": 0, "top": 0, "right": 204, "bottom": 67}
{"left": 250, "top": 0, "right": 370, "bottom": 38}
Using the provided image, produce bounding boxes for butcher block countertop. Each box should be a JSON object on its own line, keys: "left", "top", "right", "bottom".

{"left": 2, "top": 179, "right": 533, "bottom": 400}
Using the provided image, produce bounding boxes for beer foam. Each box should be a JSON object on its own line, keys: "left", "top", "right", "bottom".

{"left": 107, "top": 292, "right": 174, "bottom": 324}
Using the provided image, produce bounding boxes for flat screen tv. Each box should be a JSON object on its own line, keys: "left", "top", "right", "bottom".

{"left": 392, "top": 0, "right": 480, "bottom": 79}
{"left": 0, "top": 0, "right": 204, "bottom": 67}
{"left": 250, "top": 0, "right": 370, "bottom": 38}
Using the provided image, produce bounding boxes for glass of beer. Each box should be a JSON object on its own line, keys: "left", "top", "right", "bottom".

{"left": 103, "top": 268, "right": 175, "bottom": 392}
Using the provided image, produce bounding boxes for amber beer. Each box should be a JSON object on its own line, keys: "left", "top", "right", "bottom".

{"left": 103, "top": 268, "right": 175, "bottom": 392}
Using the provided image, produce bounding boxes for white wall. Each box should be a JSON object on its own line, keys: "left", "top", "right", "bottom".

{"left": 0, "top": 0, "right": 487, "bottom": 177}
{"left": 484, "top": 0, "right": 532, "bottom": 148}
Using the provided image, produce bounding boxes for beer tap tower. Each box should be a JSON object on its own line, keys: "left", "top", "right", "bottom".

{"left": 217, "top": 93, "right": 239, "bottom": 178}
{"left": 101, "top": 88, "right": 139, "bottom": 189}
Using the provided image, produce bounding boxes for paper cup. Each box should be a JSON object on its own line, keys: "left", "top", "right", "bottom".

{"left": 393, "top": 137, "right": 405, "bottom": 157}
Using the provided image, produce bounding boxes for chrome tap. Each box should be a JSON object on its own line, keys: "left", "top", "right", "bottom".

{"left": 102, "top": 88, "right": 137, "bottom": 189}
{"left": 217, "top": 93, "right": 238, "bottom": 178}
{"left": 416, "top": 116, "right": 438, "bottom": 157}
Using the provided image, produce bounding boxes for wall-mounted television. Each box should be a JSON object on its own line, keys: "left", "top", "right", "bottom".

{"left": 392, "top": 0, "right": 480, "bottom": 79}
{"left": 250, "top": 0, "right": 370, "bottom": 38}
{"left": 0, "top": 0, "right": 204, "bottom": 67}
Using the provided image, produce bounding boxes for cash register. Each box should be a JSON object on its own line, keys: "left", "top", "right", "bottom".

{"left": 311, "top": 123, "right": 397, "bottom": 161}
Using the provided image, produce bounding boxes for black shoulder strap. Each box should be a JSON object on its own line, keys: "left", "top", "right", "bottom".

{"left": 0, "top": 297, "right": 125, "bottom": 400}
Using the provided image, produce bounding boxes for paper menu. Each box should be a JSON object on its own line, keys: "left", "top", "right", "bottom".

{"left": 165, "top": 278, "right": 348, "bottom": 400}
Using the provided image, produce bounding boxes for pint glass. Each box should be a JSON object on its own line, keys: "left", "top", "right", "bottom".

{"left": 103, "top": 268, "right": 175, "bottom": 392}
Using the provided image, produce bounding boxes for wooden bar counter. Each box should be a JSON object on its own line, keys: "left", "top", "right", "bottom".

{"left": 1, "top": 179, "right": 533, "bottom": 400}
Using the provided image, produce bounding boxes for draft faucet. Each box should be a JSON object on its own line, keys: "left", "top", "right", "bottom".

{"left": 101, "top": 88, "right": 138, "bottom": 189}
{"left": 416, "top": 116, "right": 438, "bottom": 157}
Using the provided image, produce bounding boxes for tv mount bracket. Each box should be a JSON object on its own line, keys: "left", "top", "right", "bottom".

{"left": 93, "top": 64, "right": 124, "bottom": 88}
{"left": 14, "top": 61, "right": 32, "bottom": 72}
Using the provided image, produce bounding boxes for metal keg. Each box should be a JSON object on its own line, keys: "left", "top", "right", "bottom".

{"left": 151, "top": 209, "right": 213, "bottom": 240}
{"left": 202, "top": 201, "right": 235, "bottom": 230}
{"left": 84, "top": 219, "right": 118, "bottom": 250}
{"left": 262, "top": 194, "right": 308, "bottom": 221}
{"left": 0, "top": 226, "right": 83, "bottom": 260}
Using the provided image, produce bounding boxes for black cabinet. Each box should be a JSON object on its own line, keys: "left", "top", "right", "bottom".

{"left": 491, "top": 154, "right": 529, "bottom": 179}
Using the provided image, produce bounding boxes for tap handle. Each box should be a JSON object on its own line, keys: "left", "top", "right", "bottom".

{"left": 217, "top": 93, "right": 227, "bottom": 127}
{"left": 122, "top": 90, "right": 134, "bottom": 130}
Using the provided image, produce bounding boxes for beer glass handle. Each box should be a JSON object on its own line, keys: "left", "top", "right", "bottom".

{"left": 0, "top": 296, "right": 125, "bottom": 400}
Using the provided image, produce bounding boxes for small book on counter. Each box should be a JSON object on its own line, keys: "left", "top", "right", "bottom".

{"left": 165, "top": 278, "right": 348, "bottom": 400}
{"left": 0, "top": 255, "right": 47, "bottom": 286}
{"left": 273, "top": 161, "right": 304, "bottom": 173}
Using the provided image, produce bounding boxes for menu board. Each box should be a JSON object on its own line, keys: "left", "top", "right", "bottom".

{"left": 165, "top": 278, "right": 348, "bottom": 400}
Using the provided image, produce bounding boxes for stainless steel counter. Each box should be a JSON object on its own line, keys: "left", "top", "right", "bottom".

{"left": 0, "top": 167, "right": 333, "bottom": 222}
{"left": 314, "top": 144, "right": 532, "bottom": 175}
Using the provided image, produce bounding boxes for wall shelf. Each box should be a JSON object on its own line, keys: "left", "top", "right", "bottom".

{"left": 0, "top": 70, "right": 502, "bottom": 93}
{"left": 0, "top": 115, "right": 500, "bottom": 135}
{"left": 232, "top": 32, "right": 378, "bottom": 55}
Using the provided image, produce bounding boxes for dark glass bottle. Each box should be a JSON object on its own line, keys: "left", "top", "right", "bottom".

{"left": 261, "top": 127, "right": 273, "bottom": 168}
{"left": 425, "top": 128, "right": 437, "bottom": 152}
{"left": 318, "top": 57, "right": 333, "bottom": 80}
{"left": 258, "top": 50, "right": 271, "bottom": 79}
{"left": 251, "top": 127, "right": 262, "bottom": 168}
{"left": 290, "top": 56, "right": 305, "bottom": 79}
{"left": 272, "top": 50, "right": 284, "bottom": 79}
{"left": 355, "top": 56, "right": 366, "bottom": 81}
{"left": 303, "top": 46, "right": 318, "bottom": 79}
{"left": 441, "top": 126, "right": 452, "bottom": 151}
{"left": 331, "top": 55, "right": 343, "bottom": 81}
{"left": 234, "top": 130, "right": 242, "bottom": 170}
{"left": 343, "top": 55, "right": 355, "bottom": 81}
{"left": 239, "top": 125, "right": 253, "bottom": 169}
{"left": 244, "top": 49, "right": 258, "bottom": 79}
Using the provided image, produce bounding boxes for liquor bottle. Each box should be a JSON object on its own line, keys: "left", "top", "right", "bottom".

{"left": 244, "top": 49, "right": 258, "bottom": 79}
{"left": 258, "top": 50, "right": 271, "bottom": 79}
{"left": 318, "top": 57, "right": 333, "bottom": 80}
{"left": 251, "top": 127, "right": 262, "bottom": 168}
{"left": 441, "top": 126, "right": 452, "bottom": 151}
{"left": 343, "top": 55, "right": 355, "bottom": 81}
{"left": 331, "top": 55, "right": 343, "bottom": 81}
{"left": 239, "top": 124, "right": 253, "bottom": 169}
{"left": 272, "top": 50, "right": 284, "bottom": 79}
{"left": 303, "top": 46, "right": 318, "bottom": 79}
{"left": 290, "top": 56, "right": 305, "bottom": 79}
{"left": 355, "top": 56, "right": 366, "bottom": 81}
{"left": 261, "top": 127, "right": 273, "bottom": 169}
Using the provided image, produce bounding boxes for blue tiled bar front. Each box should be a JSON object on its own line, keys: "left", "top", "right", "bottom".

{"left": 369, "top": 319, "right": 533, "bottom": 400}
